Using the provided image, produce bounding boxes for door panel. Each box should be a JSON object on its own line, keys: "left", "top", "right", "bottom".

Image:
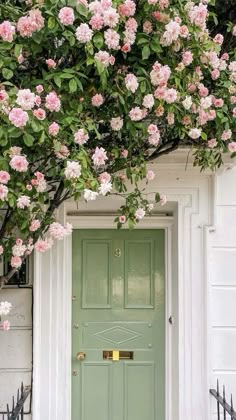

{"left": 72, "top": 229, "right": 165, "bottom": 420}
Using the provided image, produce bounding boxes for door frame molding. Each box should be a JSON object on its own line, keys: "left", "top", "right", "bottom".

{"left": 33, "top": 165, "right": 213, "bottom": 420}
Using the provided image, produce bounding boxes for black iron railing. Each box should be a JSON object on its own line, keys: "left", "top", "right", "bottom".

{"left": 210, "top": 380, "right": 236, "bottom": 420}
{"left": 1, "top": 383, "right": 31, "bottom": 420}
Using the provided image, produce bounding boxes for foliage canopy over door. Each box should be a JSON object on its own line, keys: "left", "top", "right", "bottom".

{"left": 72, "top": 229, "right": 165, "bottom": 420}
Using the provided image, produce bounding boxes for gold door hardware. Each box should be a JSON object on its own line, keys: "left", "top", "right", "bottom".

{"left": 114, "top": 248, "right": 121, "bottom": 257}
{"left": 76, "top": 352, "right": 86, "bottom": 361}
{"left": 103, "top": 350, "right": 134, "bottom": 360}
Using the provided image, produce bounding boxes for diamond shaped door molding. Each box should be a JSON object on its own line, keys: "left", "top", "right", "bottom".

{"left": 94, "top": 325, "right": 142, "bottom": 345}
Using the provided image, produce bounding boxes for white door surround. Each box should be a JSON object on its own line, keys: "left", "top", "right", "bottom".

{"left": 33, "top": 156, "right": 215, "bottom": 420}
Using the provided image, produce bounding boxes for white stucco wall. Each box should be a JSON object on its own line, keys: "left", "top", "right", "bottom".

{"left": 209, "top": 166, "right": 236, "bottom": 419}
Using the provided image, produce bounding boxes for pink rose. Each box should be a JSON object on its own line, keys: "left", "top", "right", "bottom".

{"left": 10, "top": 155, "right": 29, "bottom": 172}
{"left": 119, "top": 215, "right": 126, "bottom": 224}
{"left": 11, "top": 255, "right": 22, "bottom": 268}
{"left": 58, "top": 7, "right": 75, "bottom": 26}
{"left": 45, "top": 92, "right": 61, "bottom": 112}
{"left": 160, "top": 194, "right": 167, "bottom": 206}
{"left": 147, "top": 170, "right": 155, "bottom": 181}
{"left": 9, "top": 108, "right": 29, "bottom": 128}
{"left": 49, "top": 122, "right": 60, "bottom": 136}
{"left": 92, "top": 147, "right": 108, "bottom": 166}
{"left": 0, "top": 184, "right": 8, "bottom": 201}
{"left": 228, "top": 142, "right": 236, "bottom": 153}
{"left": 1, "top": 320, "right": 10, "bottom": 331}
{"left": 0, "top": 245, "right": 3, "bottom": 255}
{"left": 91, "top": 94, "right": 104, "bottom": 107}
{"left": 36, "top": 85, "right": 44, "bottom": 94}
{"left": 30, "top": 219, "right": 41, "bottom": 232}
{"left": 0, "top": 21, "right": 15, "bottom": 42}
{"left": 121, "top": 150, "right": 128, "bottom": 158}
{"left": 46, "top": 59, "right": 56, "bottom": 69}
{"left": 0, "top": 171, "right": 10, "bottom": 184}
{"left": 33, "top": 108, "right": 46, "bottom": 120}
{"left": 76, "top": 23, "right": 93, "bottom": 43}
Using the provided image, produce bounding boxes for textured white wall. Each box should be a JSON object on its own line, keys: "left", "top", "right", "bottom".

{"left": 209, "top": 167, "right": 236, "bottom": 419}
{"left": 0, "top": 288, "right": 32, "bottom": 418}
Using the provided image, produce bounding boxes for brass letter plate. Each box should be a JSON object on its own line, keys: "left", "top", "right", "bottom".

{"left": 103, "top": 350, "right": 134, "bottom": 360}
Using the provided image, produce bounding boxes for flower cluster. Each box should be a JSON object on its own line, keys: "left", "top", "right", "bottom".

{"left": 0, "top": 0, "right": 235, "bottom": 281}
{"left": 0, "top": 301, "right": 12, "bottom": 331}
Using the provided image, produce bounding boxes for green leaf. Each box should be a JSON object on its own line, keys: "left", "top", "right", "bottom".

{"left": 201, "top": 132, "right": 207, "bottom": 140}
{"left": 77, "top": 3, "right": 88, "bottom": 17}
{"left": 54, "top": 75, "right": 62, "bottom": 88}
{"left": 2, "top": 68, "right": 13, "bottom": 80}
{"left": 48, "top": 17, "right": 56, "bottom": 29}
{"left": 69, "top": 78, "right": 77, "bottom": 93}
{"left": 150, "top": 40, "right": 162, "bottom": 54}
{"left": 142, "top": 46, "right": 150, "bottom": 60}
{"left": 23, "top": 133, "right": 34, "bottom": 147}
{"left": 93, "top": 33, "right": 104, "bottom": 49}
{"left": 155, "top": 193, "right": 160, "bottom": 203}
{"left": 14, "top": 44, "right": 22, "bottom": 58}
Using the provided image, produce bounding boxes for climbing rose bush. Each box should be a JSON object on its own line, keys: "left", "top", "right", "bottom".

{"left": 0, "top": 0, "right": 235, "bottom": 282}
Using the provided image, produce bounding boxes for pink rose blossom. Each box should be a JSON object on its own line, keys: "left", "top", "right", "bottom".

{"left": 180, "top": 25, "right": 189, "bottom": 38}
{"left": 33, "top": 108, "right": 46, "bottom": 120}
{"left": 143, "top": 21, "right": 153, "bottom": 34}
{"left": 0, "top": 245, "right": 3, "bottom": 255}
{"left": 1, "top": 320, "right": 10, "bottom": 331}
{"left": 92, "top": 147, "right": 108, "bottom": 166}
{"left": 143, "top": 94, "right": 154, "bottom": 109}
{"left": 125, "top": 18, "right": 138, "bottom": 32}
{"left": 121, "top": 149, "right": 128, "bottom": 158}
{"left": 148, "top": 132, "right": 160, "bottom": 146}
{"left": 58, "top": 7, "right": 75, "bottom": 25}
{"left": 228, "top": 142, "right": 236, "bottom": 153}
{"left": 125, "top": 73, "right": 139, "bottom": 93}
{"left": 11, "top": 255, "right": 22, "bottom": 268}
{"left": 55, "top": 144, "right": 69, "bottom": 159}
{"left": 233, "top": 25, "right": 236, "bottom": 36}
{"left": 211, "top": 69, "right": 220, "bottom": 80}
{"left": 150, "top": 62, "right": 171, "bottom": 86}
{"left": 91, "top": 94, "right": 104, "bottom": 107}
{"left": 35, "top": 95, "right": 41, "bottom": 106}
{"left": 118, "top": 0, "right": 136, "bottom": 17}
{"left": 46, "top": 59, "right": 56, "bottom": 69}
{"left": 188, "top": 3, "right": 208, "bottom": 28}
{"left": 49, "top": 222, "right": 72, "bottom": 240}
{"left": 213, "top": 98, "right": 224, "bottom": 108}
{"left": 0, "top": 184, "right": 8, "bottom": 201}
{"left": 104, "top": 29, "right": 120, "bottom": 49}
{"left": 34, "top": 238, "right": 53, "bottom": 253}
{"left": 129, "top": 107, "right": 144, "bottom": 121}
{"left": 221, "top": 130, "right": 232, "bottom": 141}
{"left": 188, "top": 128, "right": 202, "bottom": 139}
{"left": 49, "top": 122, "right": 60, "bottom": 136}
{"left": 89, "top": 14, "right": 104, "bottom": 31}
{"left": 213, "top": 34, "right": 224, "bottom": 45}
{"left": 9, "top": 108, "right": 29, "bottom": 128}
{"left": 29, "top": 9, "right": 44, "bottom": 31}
{"left": 0, "top": 21, "right": 15, "bottom": 42}
{"left": 17, "top": 53, "right": 24, "bottom": 64}
{"left": 119, "top": 215, "right": 126, "bottom": 224}
{"left": 135, "top": 208, "right": 145, "bottom": 220}
{"left": 17, "top": 10, "right": 44, "bottom": 37}
{"left": 164, "top": 88, "right": 178, "bottom": 104}
{"left": 16, "top": 89, "right": 36, "bottom": 110}
{"left": 64, "top": 161, "right": 81, "bottom": 179}
{"left": 36, "top": 85, "right": 44, "bottom": 94}
{"left": 230, "top": 96, "right": 236, "bottom": 104}
{"left": 30, "top": 219, "right": 41, "bottom": 232}
{"left": 95, "top": 50, "right": 113, "bottom": 67}
{"left": 208, "top": 138, "right": 217, "bottom": 148}
{"left": 76, "top": 23, "right": 93, "bottom": 43}
{"left": 111, "top": 117, "right": 123, "bottom": 131}
{"left": 148, "top": 124, "right": 158, "bottom": 135}
{"left": 147, "top": 170, "right": 155, "bottom": 181}
{"left": 182, "top": 51, "right": 193, "bottom": 66}
{"left": 233, "top": 108, "right": 236, "bottom": 118}
{"left": 74, "top": 128, "right": 89, "bottom": 145}
{"left": 160, "top": 194, "right": 167, "bottom": 206}
{"left": 99, "top": 172, "right": 111, "bottom": 183}
{"left": 103, "top": 8, "right": 119, "bottom": 28}
{"left": 17, "top": 195, "right": 31, "bottom": 209}
{"left": 198, "top": 84, "right": 209, "bottom": 97}
{"left": 10, "top": 155, "right": 28, "bottom": 172}
{"left": 0, "top": 171, "right": 10, "bottom": 184}
{"left": 45, "top": 92, "right": 61, "bottom": 112}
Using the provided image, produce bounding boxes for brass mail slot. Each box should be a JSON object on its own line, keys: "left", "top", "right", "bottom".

{"left": 103, "top": 351, "right": 134, "bottom": 361}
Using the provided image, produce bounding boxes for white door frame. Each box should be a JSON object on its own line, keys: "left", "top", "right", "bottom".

{"left": 33, "top": 163, "right": 213, "bottom": 420}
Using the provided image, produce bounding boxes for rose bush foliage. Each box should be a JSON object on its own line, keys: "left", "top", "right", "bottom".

{"left": 0, "top": 0, "right": 235, "bottom": 283}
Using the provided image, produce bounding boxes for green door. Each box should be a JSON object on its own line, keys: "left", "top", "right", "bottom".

{"left": 72, "top": 229, "right": 165, "bottom": 420}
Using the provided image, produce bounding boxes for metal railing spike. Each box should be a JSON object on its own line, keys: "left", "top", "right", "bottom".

{"left": 210, "top": 382, "right": 236, "bottom": 420}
